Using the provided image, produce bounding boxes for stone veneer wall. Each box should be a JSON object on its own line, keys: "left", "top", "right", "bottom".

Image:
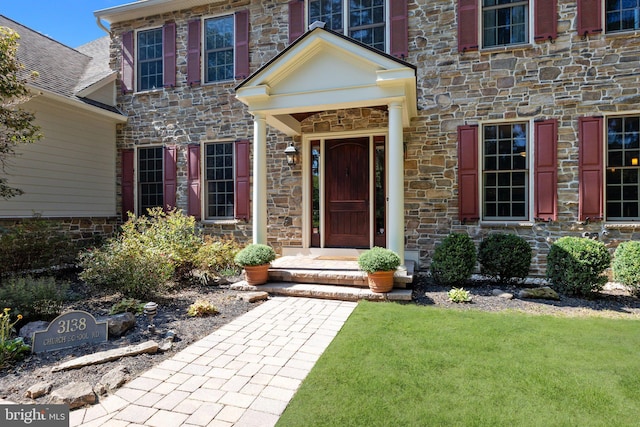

{"left": 110, "top": 0, "right": 640, "bottom": 275}
{"left": 0, "top": 217, "right": 118, "bottom": 244}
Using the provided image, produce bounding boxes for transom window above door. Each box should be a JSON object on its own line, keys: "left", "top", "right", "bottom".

{"left": 309, "top": 0, "right": 386, "bottom": 51}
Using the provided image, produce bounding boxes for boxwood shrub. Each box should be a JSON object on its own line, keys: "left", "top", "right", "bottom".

{"left": 478, "top": 233, "right": 532, "bottom": 284}
{"left": 546, "top": 236, "right": 611, "bottom": 296}
{"left": 612, "top": 241, "right": 640, "bottom": 297}
{"left": 430, "top": 233, "right": 476, "bottom": 286}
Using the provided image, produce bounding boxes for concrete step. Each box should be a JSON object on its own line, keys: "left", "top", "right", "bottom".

{"left": 230, "top": 281, "right": 413, "bottom": 302}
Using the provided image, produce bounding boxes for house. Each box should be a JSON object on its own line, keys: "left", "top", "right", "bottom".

{"left": 5, "top": 0, "right": 640, "bottom": 275}
{"left": 0, "top": 16, "right": 126, "bottom": 240}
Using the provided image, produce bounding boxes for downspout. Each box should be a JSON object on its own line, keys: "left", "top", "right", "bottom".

{"left": 96, "top": 17, "right": 111, "bottom": 36}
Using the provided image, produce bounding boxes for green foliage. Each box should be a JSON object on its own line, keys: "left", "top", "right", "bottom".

{"left": 187, "top": 299, "right": 219, "bottom": 317}
{"left": 0, "top": 27, "right": 42, "bottom": 199}
{"left": 194, "top": 235, "right": 243, "bottom": 278}
{"left": 0, "top": 308, "right": 31, "bottom": 369}
{"left": 0, "top": 275, "right": 68, "bottom": 321}
{"left": 478, "top": 233, "right": 532, "bottom": 284}
{"left": 357, "top": 247, "right": 401, "bottom": 273}
{"left": 546, "top": 236, "right": 611, "bottom": 296}
{"left": 78, "top": 209, "right": 204, "bottom": 298}
{"left": 447, "top": 287, "right": 472, "bottom": 303}
{"left": 0, "top": 216, "right": 76, "bottom": 274}
{"left": 612, "top": 241, "right": 640, "bottom": 296}
{"left": 234, "top": 243, "right": 276, "bottom": 267}
{"left": 430, "top": 233, "right": 477, "bottom": 286}
{"left": 109, "top": 298, "right": 144, "bottom": 315}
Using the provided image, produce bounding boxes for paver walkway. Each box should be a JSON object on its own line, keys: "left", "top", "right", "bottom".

{"left": 70, "top": 297, "right": 357, "bottom": 427}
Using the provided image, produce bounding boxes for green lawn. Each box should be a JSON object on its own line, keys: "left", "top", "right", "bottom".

{"left": 277, "top": 302, "right": 640, "bottom": 427}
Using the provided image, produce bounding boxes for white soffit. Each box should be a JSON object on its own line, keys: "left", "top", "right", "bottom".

{"left": 236, "top": 29, "right": 417, "bottom": 136}
{"left": 94, "top": 0, "right": 222, "bottom": 24}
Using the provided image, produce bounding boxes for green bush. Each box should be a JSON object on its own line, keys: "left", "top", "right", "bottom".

{"left": 0, "top": 216, "right": 76, "bottom": 274}
{"left": 0, "top": 308, "right": 31, "bottom": 369}
{"left": 194, "top": 236, "right": 243, "bottom": 278}
{"left": 430, "top": 233, "right": 477, "bottom": 286}
{"left": 478, "top": 233, "right": 532, "bottom": 284}
{"left": 357, "top": 247, "right": 401, "bottom": 273}
{"left": 0, "top": 276, "right": 68, "bottom": 321}
{"left": 448, "top": 287, "right": 472, "bottom": 303}
{"left": 546, "top": 236, "right": 611, "bottom": 296}
{"left": 234, "top": 244, "right": 276, "bottom": 267}
{"left": 110, "top": 298, "right": 144, "bottom": 315}
{"left": 612, "top": 241, "right": 640, "bottom": 296}
{"left": 187, "top": 299, "right": 219, "bottom": 317}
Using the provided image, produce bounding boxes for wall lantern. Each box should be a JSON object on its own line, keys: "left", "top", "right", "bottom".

{"left": 284, "top": 142, "right": 298, "bottom": 166}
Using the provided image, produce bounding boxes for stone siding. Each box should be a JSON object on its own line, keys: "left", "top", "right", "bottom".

{"left": 110, "top": 0, "right": 640, "bottom": 274}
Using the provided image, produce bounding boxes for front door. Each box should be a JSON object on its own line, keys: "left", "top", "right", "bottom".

{"left": 324, "top": 137, "right": 370, "bottom": 247}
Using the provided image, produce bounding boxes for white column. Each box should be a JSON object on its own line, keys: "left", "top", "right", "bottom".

{"left": 253, "top": 112, "right": 268, "bottom": 244}
{"left": 388, "top": 101, "right": 405, "bottom": 265}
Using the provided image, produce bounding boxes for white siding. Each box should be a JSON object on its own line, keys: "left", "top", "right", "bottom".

{"left": 0, "top": 96, "right": 118, "bottom": 218}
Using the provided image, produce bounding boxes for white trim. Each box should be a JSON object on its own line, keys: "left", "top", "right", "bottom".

{"left": 201, "top": 13, "right": 237, "bottom": 86}
{"left": 479, "top": 0, "right": 532, "bottom": 50}
{"left": 27, "top": 86, "right": 126, "bottom": 123}
{"left": 134, "top": 144, "right": 165, "bottom": 216}
{"left": 134, "top": 25, "right": 164, "bottom": 94}
{"left": 201, "top": 140, "right": 237, "bottom": 221}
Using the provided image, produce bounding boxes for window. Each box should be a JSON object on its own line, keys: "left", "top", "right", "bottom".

{"left": 205, "top": 142, "right": 235, "bottom": 218}
{"left": 482, "top": 0, "right": 528, "bottom": 48}
{"left": 309, "top": 0, "right": 386, "bottom": 51}
{"left": 138, "top": 147, "right": 164, "bottom": 213}
{"left": 606, "top": 116, "right": 640, "bottom": 220}
{"left": 204, "top": 16, "right": 234, "bottom": 83}
{"left": 137, "top": 28, "right": 163, "bottom": 91}
{"left": 482, "top": 123, "right": 529, "bottom": 219}
{"left": 606, "top": 0, "right": 640, "bottom": 33}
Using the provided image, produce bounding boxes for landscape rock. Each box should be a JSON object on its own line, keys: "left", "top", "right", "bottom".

{"left": 48, "top": 382, "right": 96, "bottom": 409}
{"left": 95, "top": 366, "right": 129, "bottom": 395}
{"left": 24, "top": 381, "right": 53, "bottom": 399}
{"left": 19, "top": 321, "right": 49, "bottom": 343}
{"left": 51, "top": 340, "right": 159, "bottom": 372}
{"left": 492, "top": 289, "right": 514, "bottom": 299}
{"left": 237, "top": 291, "right": 269, "bottom": 303}
{"left": 518, "top": 286, "right": 560, "bottom": 300}
{"left": 105, "top": 312, "right": 136, "bottom": 337}
{"left": 158, "top": 330, "right": 177, "bottom": 352}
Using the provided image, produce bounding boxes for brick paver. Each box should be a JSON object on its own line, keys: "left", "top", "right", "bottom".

{"left": 72, "top": 297, "right": 357, "bottom": 426}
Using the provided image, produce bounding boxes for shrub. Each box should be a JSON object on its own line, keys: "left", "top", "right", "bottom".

{"left": 187, "top": 299, "right": 219, "bottom": 317}
{"left": 430, "top": 233, "right": 476, "bottom": 286}
{"left": 234, "top": 244, "right": 276, "bottom": 267}
{"left": 194, "top": 236, "right": 243, "bottom": 278}
{"left": 0, "top": 216, "right": 76, "bottom": 274}
{"left": 357, "top": 247, "right": 401, "bottom": 273}
{"left": 546, "top": 236, "right": 611, "bottom": 296}
{"left": 478, "top": 233, "right": 532, "bottom": 284}
{"left": 612, "top": 241, "right": 640, "bottom": 296}
{"left": 0, "top": 276, "right": 68, "bottom": 321}
{"left": 110, "top": 298, "right": 144, "bottom": 315}
{"left": 0, "top": 308, "right": 30, "bottom": 369}
{"left": 448, "top": 287, "right": 472, "bottom": 303}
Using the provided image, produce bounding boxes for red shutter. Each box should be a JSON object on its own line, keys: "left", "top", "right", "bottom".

{"left": 235, "top": 139, "right": 250, "bottom": 221}
{"left": 458, "top": 125, "right": 479, "bottom": 222}
{"left": 187, "top": 144, "right": 201, "bottom": 220}
{"left": 534, "top": 0, "right": 557, "bottom": 42}
{"left": 187, "top": 20, "right": 201, "bottom": 86}
{"left": 458, "top": 0, "right": 478, "bottom": 52}
{"left": 577, "top": 0, "right": 602, "bottom": 37}
{"left": 389, "top": 0, "right": 408, "bottom": 59}
{"left": 121, "top": 31, "right": 134, "bottom": 93}
{"left": 288, "top": 0, "right": 305, "bottom": 43}
{"left": 163, "top": 146, "right": 177, "bottom": 211}
{"left": 534, "top": 119, "right": 558, "bottom": 221}
{"left": 121, "top": 149, "right": 135, "bottom": 220}
{"left": 578, "top": 116, "right": 604, "bottom": 222}
{"left": 235, "top": 10, "right": 250, "bottom": 80}
{"left": 163, "top": 22, "right": 176, "bottom": 88}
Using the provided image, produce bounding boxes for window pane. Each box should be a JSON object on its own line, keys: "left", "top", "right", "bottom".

{"left": 138, "top": 147, "right": 164, "bottom": 213}
{"left": 309, "top": 0, "right": 343, "bottom": 31}
{"left": 482, "top": 0, "right": 529, "bottom": 47}
{"left": 606, "top": 116, "right": 640, "bottom": 220}
{"left": 606, "top": 0, "right": 640, "bottom": 32}
{"left": 137, "top": 28, "right": 163, "bottom": 91}
{"left": 205, "top": 16, "right": 234, "bottom": 83}
{"left": 205, "top": 142, "right": 235, "bottom": 219}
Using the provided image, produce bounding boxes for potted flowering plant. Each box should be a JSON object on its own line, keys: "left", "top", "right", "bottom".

{"left": 357, "top": 247, "right": 401, "bottom": 293}
{"left": 234, "top": 243, "right": 276, "bottom": 285}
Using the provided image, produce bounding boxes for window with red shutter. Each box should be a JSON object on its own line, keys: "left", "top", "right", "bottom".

{"left": 163, "top": 22, "right": 176, "bottom": 88}
{"left": 121, "top": 149, "right": 135, "bottom": 220}
{"left": 235, "top": 139, "right": 251, "bottom": 221}
{"left": 187, "top": 145, "right": 201, "bottom": 220}
{"left": 121, "top": 31, "right": 134, "bottom": 93}
{"left": 578, "top": 116, "right": 604, "bottom": 222}
{"left": 235, "top": 10, "right": 250, "bottom": 80}
{"left": 577, "top": 0, "right": 602, "bottom": 36}
{"left": 288, "top": 0, "right": 305, "bottom": 43}
{"left": 458, "top": 125, "right": 479, "bottom": 222}
{"left": 534, "top": 120, "right": 558, "bottom": 221}
{"left": 458, "top": 0, "right": 478, "bottom": 52}
{"left": 187, "top": 20, "right": 201, "bottom": 86}
{"left": 534, "top": 0, "right": 558, "bottom": 42}
{"left": 389, "top": 0, "right": 408, "bottom": 59}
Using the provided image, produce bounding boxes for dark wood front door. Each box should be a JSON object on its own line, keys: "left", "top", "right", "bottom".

{"left": 325, "top": 138, "right": 370, "bottom": 248}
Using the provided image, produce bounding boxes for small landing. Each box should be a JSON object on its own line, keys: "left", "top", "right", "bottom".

{"left": 230, "top": 281, "right": 413, "bottom": 302}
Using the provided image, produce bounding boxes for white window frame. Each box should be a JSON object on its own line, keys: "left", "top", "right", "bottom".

{"left": 604, "top": 0, "right": 640, "bottom": 34}
{"left": 479, "top": 0, "right": 533, "bottom": 50}
{"left": 135, "top": 26, "right": 164, "bottom": 93}
{"left": 201, "top": 14, "right": 236, "bottom": 85}
{"left": 136, "top": 145, "right": 165, "bottom": 215}
{"left": 203, "top": 140, "right": 236, "bottom": 220}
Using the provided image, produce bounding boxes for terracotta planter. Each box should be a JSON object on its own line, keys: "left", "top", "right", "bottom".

{"left": 366, "top": 270, "right": 395, "bottom": 293}
{"left": 244, "top": 264, "right": 270, "bottom": 285}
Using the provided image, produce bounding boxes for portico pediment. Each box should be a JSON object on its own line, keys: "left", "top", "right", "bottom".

{"left": 236, "top": 27, "right": 417, "bottom": 136}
